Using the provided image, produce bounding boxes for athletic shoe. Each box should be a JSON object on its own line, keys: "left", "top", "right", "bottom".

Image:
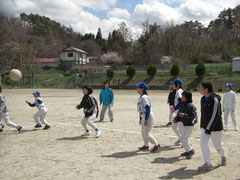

{"left": 0, "top": 123, "right": 4, "bottom": 128}
{"left": 99, "top": 119, "right": 103, "bottom": 122}
{"left": 110, "top": 119, "right": 114, "bottom": 122}
{"left": 17, "top": 126, "right": 22, "bottom": 133}
{"left": 198, "top": 163, "right": 213, "bottom": 171}
{"left": 151, "top": 144, "right": 161, "bottom": 153}
{"left": 43, "top": 125, "right": 50, "bottom": 130}
{"left": 0, "top": 127, "right": 3, "bottom": 132}
{"left": 186, "top": 149, "right": 195, "bottom": 159}
{"left": 82, "top": 131, "right": 90, "bottom": 136}
{"left": 96, "top": 130, "right": 101, "bottom": 138}
{"left": 235, "top": 127, "right": 238, "bottom": 131}
{"left": 175, "top": 139, "right": 181, "bottom": 146}
{"left": 34, "top": 124, "right": 41, "bottom": 128}
{"left": 224, "top": 126, "right": 228, "bottom": 131}
{"left": 180, "top": 152, "right": 189, "bottom": 156}
{"left": 139, "top": 145, "right": 149, "bottom": 151}
{"left": 166, "top": 122, "right": 172, "bottom": 126}
{"left": 221, "top": 156, "right": 227, "bottom": 166}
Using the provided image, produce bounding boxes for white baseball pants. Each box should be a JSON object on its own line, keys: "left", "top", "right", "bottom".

{"left": 0, "top": 112, "right": 19, "bottom": 129}
{"left": 180, "top": 126, "right": 194, "bottom": 152}
{"left": 34, "top": 108, "right": 49, "bottom": 125}
{"left": 224, "top": 109, "right": 237, "bottom": 129}
{"left": 81, "top": 110, "right": 97, "bottom": 131}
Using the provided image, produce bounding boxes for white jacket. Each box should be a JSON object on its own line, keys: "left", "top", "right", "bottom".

{"left": 223, "top": 90, "right": 237, "bottom": 111}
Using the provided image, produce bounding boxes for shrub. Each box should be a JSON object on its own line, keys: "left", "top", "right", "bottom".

{"left": 146, "top": 64, "right": 157, "bottom": 77}
{"left": 170, "top": 64, "right": 180, "bottom": 77}
{"left": 106, "top": 69, "right": 114, "bottom": 79}
{"left": 195, "top": 63, "right": 206, "bottom": 78}
{"left": 126, "top": 65, "right": 136, "bottom": 78}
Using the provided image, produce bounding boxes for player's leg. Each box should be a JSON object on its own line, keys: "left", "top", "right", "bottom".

{"left": 224, "top": 109, "right": 229, "bottom": 130}
{"left": 172, "top": 122, "right": 181, "bottom": 145}
{"left": 198, "top": 128, "right": 212, "bottom": 171}
{"left": 87, "top": 112, "right": 101, "bottom": 137}
{"left": 100, "top": 105, "right": 107, "bottom": 121}
{"left": 33, "top": 111, "right": 41, "bottom": 127}
{"left": 140, "top": 119, "right": 149, "bottom": 149}
{"left": 39, "top": 110, "right": 50, "bottom": 130}
{"left": 81, "top": 117, "right": 90, "bottom": 136}
{"left": 107, "top": 105, "right": 114, "bottom": 122}
{"left": 211, "top": 131, "right": 227, "bottom": 166}
{"left": 166, "top": 108, "right": 173, "bottom": 126}
{"left": 3, "top": 112, "right": 22, "bottom": 132}
{"left": 180, "top": 126, "right": 194, "bottom": 158}
{"left": 0, "top": 113, "right": 4, "bottom": 132}
{"left": 230, "top": 110, "right": 238, "bottom": 131}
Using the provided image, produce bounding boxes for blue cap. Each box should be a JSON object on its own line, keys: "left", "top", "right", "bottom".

{"left": 33, "top": 91, "right": 40, "bottom": 95}
{"left": 225, "top": 83, "right": 232, "bottom": 88}
{"left": 171, "top": 78, "right": 183, "bottom": 85}
{"left": 136, "top": 82, "right": 148, "bottom": 90}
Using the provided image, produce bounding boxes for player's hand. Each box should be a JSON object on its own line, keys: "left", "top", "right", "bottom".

{"left": 139, "top": 120, "right": 142, "bottom": 125}
{"left": 171, "top": 109, "right": 175, "bottom": 113}
{"left": 173, "top": 119, "right": 176, "bottom": 123}
{"left": 25, "top": 100, "right": 29, "bottom": 104}
{"left": 144, "top": 121, "right": 148, "bottom": 126}
{"left": 100, "top": 103, "right": 102, "bottom": 106}
{"left": 179, "top": 113, "right": 184, "bottom": 117}
{"left": 111, "top": 104, "right": 114, "bottom": 107}
{"left": 170, "top": 106, "right": 173, "bottom": 110}
{"left": 76, "top": 105, "right": 79, "bottom": 109}
{"left": 84, "top": 109, "right": 87, "bottom": 113}
{"left": 233, "top": 110, "right": 235, "bottom": 112}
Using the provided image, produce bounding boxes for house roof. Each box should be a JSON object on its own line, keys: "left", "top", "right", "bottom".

{"left": 232, "top": 57, "right": 240, "bottom": 61}
{"left": 61, "top": 46, "right": 88, "bottom": 54}
{"left": 35, "top": 58, "right": 59, "bottom": 63}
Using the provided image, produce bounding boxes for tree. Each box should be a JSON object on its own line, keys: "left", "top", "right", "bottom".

{"left": 107, "top": 69, "right": 114, "bottom": 79}
{"left": 117, "top": 22, "right": 131, "bottom": 43}
{"left": 170, "top": 64, "right": 180, "bottom": 77}
{"left": 100, "top": 52, "right": 124, "bottom": 65}
{"left": 146, "top": 64, "right": 157, "bottom": 77}
{"left": 195, "top": 63, "right": 206, "bottom": 78}
{"left": 96, "top": 27, "right": 103, "bottom": 46}
{"left": 126, "top": 65, "right": 136, "bottom": 78}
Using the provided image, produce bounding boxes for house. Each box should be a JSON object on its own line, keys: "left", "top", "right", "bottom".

{"left": 232, "top": 57, "right": 240, "bottom": 72}
{"left": 34, "top": 58, "right": 59, "bottom": 69}
{"left": 59, "top": 46, "right": 89, "bottom": 70}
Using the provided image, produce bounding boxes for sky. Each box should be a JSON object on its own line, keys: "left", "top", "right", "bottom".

{"left": 0, "top": 0, "right": 239, "bottom": 38}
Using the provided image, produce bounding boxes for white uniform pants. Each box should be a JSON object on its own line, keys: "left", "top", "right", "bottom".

{"left": 180, "top": 126, "right": 194, "bottom": 152}
{"left": 81, "top": 111, "right": 97, "bottom": 131}
{"left": 100, "top": 105, "right": 113, "bottom": 121}
{"left": 169, "top": 108, "right": 173, "bottom": 123}
{"left": 200, "top": 128, "right": 226, "bottom": 164}
{"left": 0, "top": 112, "right": 18, "bottom": 129}
{"left": 172, "top": 111, "right": 183, "bottom": 139}
{"left": 141, "top": 113, "right": 158, "bottom": 146}
{"left": 34, "top": 108, "right": 49, "bottom": 125}
{"left": 224, "top": 109, "right": 237, "bottom": 128}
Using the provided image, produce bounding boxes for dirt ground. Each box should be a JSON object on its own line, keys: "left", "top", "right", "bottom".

{"left": 0, "top": 89, "right": 240, "bottom": 180}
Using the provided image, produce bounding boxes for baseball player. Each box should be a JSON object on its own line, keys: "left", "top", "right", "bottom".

{"left": 223, "top": 83, "right": 238, "bottom": 131}
{"left": 136, "top": 82, "right": 160, "bottom": 153}
{"left": 25, "top": 91, "right": 50, "bottom": 130}
{"left": 198, "top": 82, "right": 227, "bottom": 171}
{"left": 173, "top": 91, "right": 197, "bottom": 159}
{"left": 99, "top": 81, "right": 114, "bottom": 122}
{"left": 166, "top": 89, "right": 176, "bottom": 126}
{"left": 170, "top": 78, "right": 184, "bottom": 146}
{"left": 76, "top": 86, "right": 101, "bottom": 138}
{"left": 0, "top": 85, "right": 22, "bottom": 133}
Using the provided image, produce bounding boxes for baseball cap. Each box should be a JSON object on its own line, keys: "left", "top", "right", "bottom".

{"left": 136, "top": 82, "right": 148, "bottom": 90}
{"left": 33, "top": 91, "right": 40, "bottom": 96}
{"left": 171, "top": 78, "right": 183, "bottom": 85}
{"left": 225, "top": 83, "right": 232, "bottom": 88}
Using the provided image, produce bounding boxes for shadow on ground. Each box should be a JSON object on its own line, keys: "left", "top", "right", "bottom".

{"left": 186, "top": 77, "right": 202, "bottom": 90}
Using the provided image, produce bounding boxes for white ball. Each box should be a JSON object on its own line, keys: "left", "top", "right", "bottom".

{"left": 9, "top": 69, "right": 22, "bottom": 81}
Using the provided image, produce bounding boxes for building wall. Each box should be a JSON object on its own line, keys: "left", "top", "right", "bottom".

{"left": 60, "top": 52, "right": 88, "bottom": 64}
{"left": 232, "top": 61, "right": 240, "bottom": 72}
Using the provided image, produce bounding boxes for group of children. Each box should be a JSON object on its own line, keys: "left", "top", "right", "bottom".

{"left": 0, "top": 78, "right": 238, "bottom": 171}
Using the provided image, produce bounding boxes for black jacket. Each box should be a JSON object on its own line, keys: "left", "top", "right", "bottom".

{"left": 77, "top": 94, "right": 98, "bottom": 117}
{"left": 175, "top": 102, "right": 197, "bottom": 126}
{"left": 168, "top": 90, "right": 176, "bottom": 106}
{"left": 200, "top": 93, "right": 223, "bottom": 134}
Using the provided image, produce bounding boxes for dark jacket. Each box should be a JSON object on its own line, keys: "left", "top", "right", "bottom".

{"left": 200, "top": 93, "right": 223, "bottom": 134}
{"left": 168, "top": 90, "right": 176, "bottom": 106}
{"left": 175, "top": 102, "right": 197, "bottom": 126}
{"left": 77, "top": 94, "right": 98, "bottom": 117}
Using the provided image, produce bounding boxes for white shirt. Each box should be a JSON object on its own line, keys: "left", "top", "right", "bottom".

{"left": 223, "top": 90, "right": 237, "bottom": 110}
{"left": 0, "top": 93, "right": 8, "bottom": 113}
{"left": 174, "top": 88, "right": 183, "bottom": 107}
{"left": 137, "top": 94, "right": 151, "bottom": 114}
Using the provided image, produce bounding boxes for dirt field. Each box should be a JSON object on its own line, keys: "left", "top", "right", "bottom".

{"left": 0, "top": 89, "right": 239, "bottom": 180}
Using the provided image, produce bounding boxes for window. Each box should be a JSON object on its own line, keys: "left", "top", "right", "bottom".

{"left": 68, "top": 53, "right": 73, "bottom": 57}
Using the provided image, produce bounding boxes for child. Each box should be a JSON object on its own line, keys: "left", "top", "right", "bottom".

{"left": 166, "top": 89, "right": 176, "bottom": 126}
{"left": 198, "top": 82, "right": 227, "bottom": 171}
{"left": 25, "top": 91, "right": 50, "bottom": 130}
{"left": 99, "top": 81, "right": 114, "bottom": 122}
{"left": 223, "top": 83, "right": 238, "bottom": 131}
{"left": 170, "top": 78, "right": 184, "bottom": 145}
{"left": 173, "top": 91, "right": 197, "bottom": 159}
{"left": 0, "top": 85, "right": 22, "bottom": 133}
{"left": 76, "top": 86, "right": 101, "bottom": 138}
{"left": 136, "top": 82, "right": 160, "bottom": 153}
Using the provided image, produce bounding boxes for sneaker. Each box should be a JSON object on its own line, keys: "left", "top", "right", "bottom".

{"left": 0, "top": 123, "right": 4, "bottom": 128}
{"left": 17, "top": 126, "right": 22, "bottom": 133}
{"left": 151, "top": 144, "right": 161, "bottom": 153}
{"left": 235, "top": 127, "right": 238, "bottom": 131}
{"left": 99, "top": 119, "right": 103, "bottom": 122}
{"left": 96, "top": 130, "right": 101, "bottom": 138}
{"left": 221, "top": 156, "right": 227, "bottom": 166}
{"left": 166, "top": 122, "right": 172, "bottom": 126}
{"left": 186, "top": 149, "right": 195, "bottom": 159}
{"left": 0, "top": 127, "right": 3, "bottom": 132}
{"left": 180, "top": 152, "right": 189, "bottom": 156}
{"left": 82, "top": 131, "right": 90, "bottom": 136}
{"left": 224, "top": 126, "right": 228, "bottom": 131}
{"left": 198, "top": 163, "right": 213, "bottom": 171}
{"left": 43, "top": 125, "right": 50, "bottom": 130}
{"left": 34, "top": 124, "right": 41, "bottom": 128}
{"left": 139, "top": 145, "right": 149, "bottom": 151}
{"left": 110, "top": 119, "right": 114, "bottom": 122}
{"left": 175, "top": 139, "right": 181, "bottom": 146}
